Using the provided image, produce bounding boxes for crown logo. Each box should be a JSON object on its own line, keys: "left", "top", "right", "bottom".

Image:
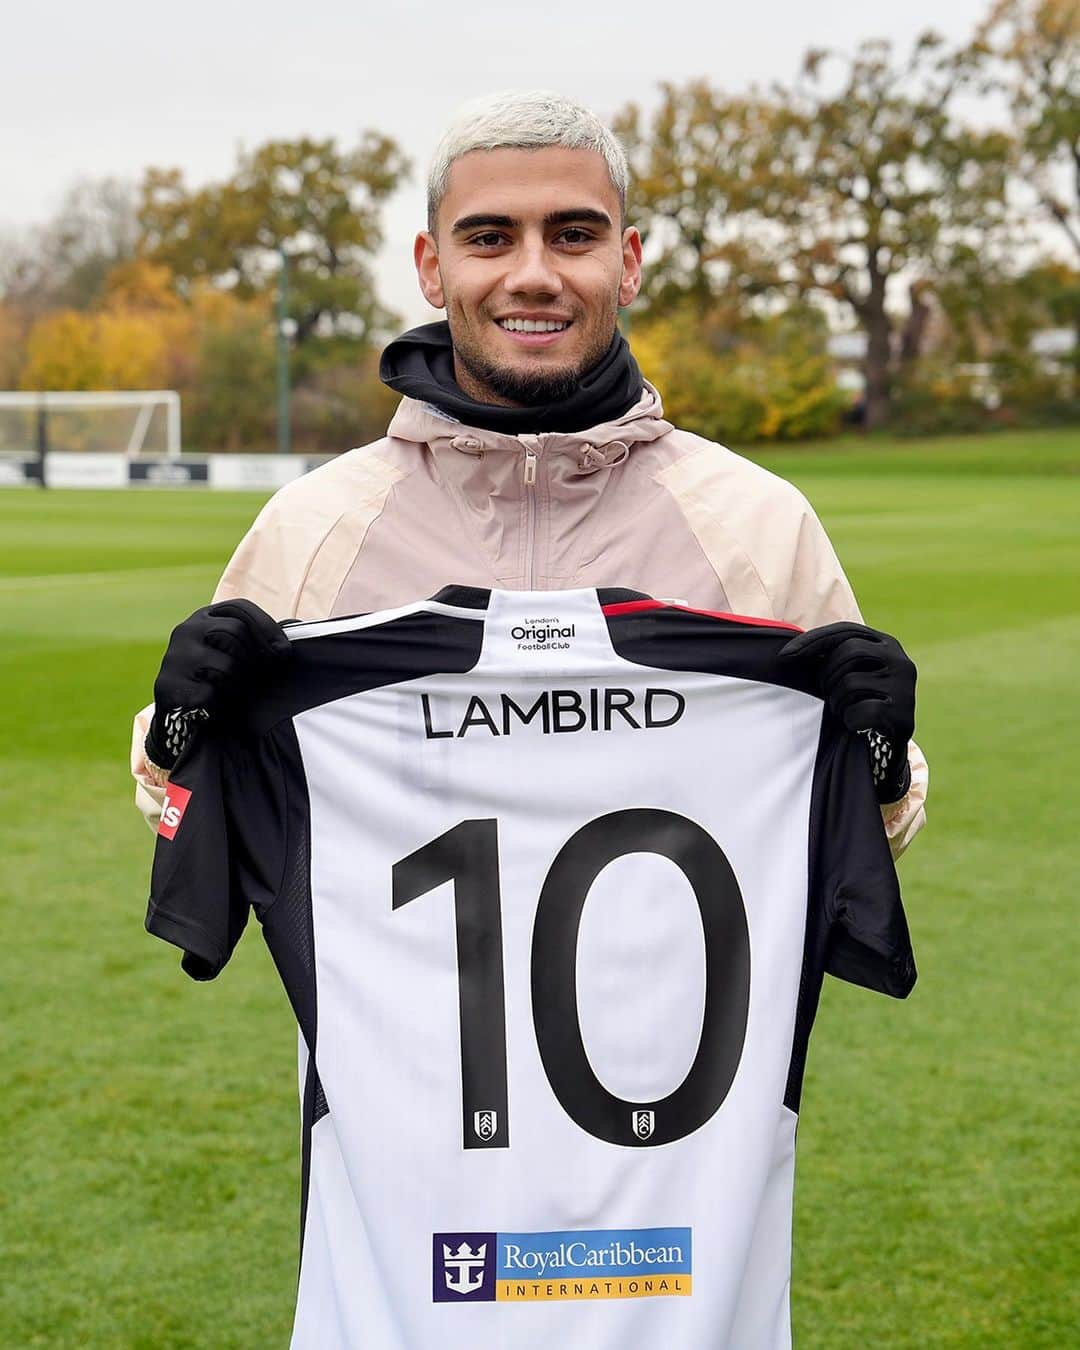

{"left": 442, "top": 1240, "right": 488, "bottom": 1294}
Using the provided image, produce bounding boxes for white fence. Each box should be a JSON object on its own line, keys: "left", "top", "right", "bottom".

{"left": 0, "top": 452, "right": 333, "bottom": 491}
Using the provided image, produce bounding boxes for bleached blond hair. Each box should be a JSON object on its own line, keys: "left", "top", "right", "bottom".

{"left": 426, "top": 89, "right": 629, "bottom": 231}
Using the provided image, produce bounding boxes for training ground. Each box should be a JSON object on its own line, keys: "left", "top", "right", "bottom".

{"left": 1, "top": 428, "right": 1077, "bottom": 1346}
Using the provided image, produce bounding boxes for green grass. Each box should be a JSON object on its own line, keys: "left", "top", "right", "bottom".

{"left": 1, "top": 427, "right": 1077, "bottom": 1346}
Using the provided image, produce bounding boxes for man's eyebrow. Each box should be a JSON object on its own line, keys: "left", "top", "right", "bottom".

{"left": 451, "top": 214, "right": 517, "bottom": 234}
{"left": 450, "top": 208, "right": 614, "bottom": 234}
{"left": 543, "top": 208, "right": 612, "bottom": 230}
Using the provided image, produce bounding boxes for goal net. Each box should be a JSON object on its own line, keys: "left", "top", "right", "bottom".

{"left": 0, "top": 391, "right": 181, "bottom": 457}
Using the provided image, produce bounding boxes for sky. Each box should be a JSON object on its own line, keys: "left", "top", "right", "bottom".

{"left": 2, "top": 0, "right": 994, "bottom": 328}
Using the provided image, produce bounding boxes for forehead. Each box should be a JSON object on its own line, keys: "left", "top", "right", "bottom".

{"left": 439, "top": 146, "right": 619, "bottom": 230}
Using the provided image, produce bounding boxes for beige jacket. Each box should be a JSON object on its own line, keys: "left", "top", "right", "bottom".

{"left": 132, "top": 385, "right": 927, "bottom": 852}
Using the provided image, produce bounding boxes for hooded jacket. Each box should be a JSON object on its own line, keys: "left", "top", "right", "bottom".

{"left": 132, "top": 334, "right": 927, "bottom": 854}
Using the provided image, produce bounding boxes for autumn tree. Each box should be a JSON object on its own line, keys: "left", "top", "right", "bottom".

{"left": 614, "top": 84, "right": 782, "bottom": 315}
{"left": 138, "top": 133, "right": 410, "bottom": 347}
{"left": 973, "top": 0, "right": 1080, "bottom": 262}
{"left": 184, "top": 293, "right": 276, "bottom": 451}
{"left": 0, "top": 304, "right": 30, "bottom": 387}
{"left": 618, "top": 36, "right": 1017, "bottom": 429}
{"left": 631, "top": 302, "right": 847, "bottom": 443}
{"left": 100, "top": 257, "right": 183, "bottom": 315}
{"left": 757, "top": 35, "right": 1016, "bottom": 428}
{"left": 20, "top": 307, "right": 174, "bottom": 392}
{"left": 0, "top": 178, "right": 137, "bottom": 313}
{"left": 615, "top": 83, "right": 844, "bottom": 439}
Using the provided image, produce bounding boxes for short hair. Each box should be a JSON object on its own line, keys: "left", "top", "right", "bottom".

{"left": 426, "top": 89, "right": 629, "bottom": 231}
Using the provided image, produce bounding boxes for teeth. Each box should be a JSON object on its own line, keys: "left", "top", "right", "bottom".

{"left": 499, "top": 318, "right": 570, "bottom": 333}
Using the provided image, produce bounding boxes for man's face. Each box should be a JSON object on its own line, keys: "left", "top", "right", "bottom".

{"left": 414, "top": 146, "right": 642, "bottom": 406}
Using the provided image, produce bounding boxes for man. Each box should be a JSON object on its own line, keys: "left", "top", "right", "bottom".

{"left": 133, "top": 88, "right": 926, "bottom": 851}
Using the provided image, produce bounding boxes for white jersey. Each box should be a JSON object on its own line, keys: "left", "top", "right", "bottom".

{"left": 147, "top": 586, "right": 915, "bottom": 1349}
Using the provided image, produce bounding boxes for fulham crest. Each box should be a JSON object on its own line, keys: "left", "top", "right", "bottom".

{"left": 473, "top": 1110, "right": 498, "bottom": 1142}
{"left": 632, "top": 1110, "right": 655, "bottom": 1140}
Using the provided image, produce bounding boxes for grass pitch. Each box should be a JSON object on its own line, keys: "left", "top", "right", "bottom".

{"left": 1, "top": 429, "right": 1077, "bottom": 1346}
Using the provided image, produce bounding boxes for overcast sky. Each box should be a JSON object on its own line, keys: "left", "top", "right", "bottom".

{"left": 3, "top": 0, "right": 993, "bottom": 328}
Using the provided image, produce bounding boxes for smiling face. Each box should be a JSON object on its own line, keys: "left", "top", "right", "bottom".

{"left": 414, "top": 146, "right": 642, "bottom": 406}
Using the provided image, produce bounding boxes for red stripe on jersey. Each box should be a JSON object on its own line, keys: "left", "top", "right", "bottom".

{"left": 601, "top": 598, "right": 803, "bottom": 632}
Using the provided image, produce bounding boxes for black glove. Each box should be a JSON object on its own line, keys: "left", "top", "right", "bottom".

{"left": 777, "top": 621, "right": 916, "bottom": 803}
{"left": 144, "top": 599, "right": 291, "bottom": 770}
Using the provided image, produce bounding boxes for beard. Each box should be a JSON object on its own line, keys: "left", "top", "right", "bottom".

{"left": 448, "top": 302, "right": 618, "bottom": 407}
{"left": 454, "top": 346, "right": 580, "bottom": 405}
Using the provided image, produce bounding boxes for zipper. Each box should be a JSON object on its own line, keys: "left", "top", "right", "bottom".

{"left": 522, "top": 444, "right": 539, "bottom": 587}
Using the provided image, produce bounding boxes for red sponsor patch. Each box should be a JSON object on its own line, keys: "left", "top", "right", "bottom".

{"left": 158, "top": 783, "right": 192, "bottom": 840}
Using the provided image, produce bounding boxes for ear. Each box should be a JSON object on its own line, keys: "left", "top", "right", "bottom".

{"left": 414, "top": 231, "right": 445, "bottom": 310}
{"left": 618, "top": 227, "right": 643, "bottom": 308}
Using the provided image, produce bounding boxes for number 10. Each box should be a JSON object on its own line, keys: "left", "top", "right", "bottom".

{"left": 392, "top": 808, "right": 750, "bottom": 1150}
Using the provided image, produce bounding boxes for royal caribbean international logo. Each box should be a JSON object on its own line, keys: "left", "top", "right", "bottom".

{"left": 433, "top": 1232, "right": 496, "bottom": 1302}
{"left": 433, "top": 1227, "right": 692, "bottom": 1303}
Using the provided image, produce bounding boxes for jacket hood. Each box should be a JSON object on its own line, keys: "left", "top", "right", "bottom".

{"left": 387, "top": 379, "right": 671, "bottom": 465}
{"left": 379, "top": 320, "right": 646, "bottom": 435}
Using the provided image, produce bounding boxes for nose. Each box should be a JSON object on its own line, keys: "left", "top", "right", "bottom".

{"left": 502, "top": 235, "right": 563, "bottom": 298}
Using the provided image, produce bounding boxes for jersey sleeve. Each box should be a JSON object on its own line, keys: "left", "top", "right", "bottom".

{"left": 812, "top": 723, "right": 917, "bottom": 999}
{"left": 145, "top": 724, "right": 286, "bottom": 981}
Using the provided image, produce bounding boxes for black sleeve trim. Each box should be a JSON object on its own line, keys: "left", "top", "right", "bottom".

{"left": 784, "top": 711, "right": 917, "bottom": 1111}
{"left": 144, "top": 903, "right": 227, "bottom": 981}
{"left": 259, "top": 721, "right": 319, "bottom": 1053}
{"left": 825, "top": 887, "right": 917, "bottom": 998}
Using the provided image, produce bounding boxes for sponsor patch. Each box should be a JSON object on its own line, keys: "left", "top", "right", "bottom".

{"left": 433, "top": 1227, "right": 692, "bottom": 1303}
{"left": 158, "top": 783, "right": 192, "bottom": 840}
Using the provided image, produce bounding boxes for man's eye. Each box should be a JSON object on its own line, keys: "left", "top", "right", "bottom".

{"left": 559, "top": 228, "right": 594, "bottom": 245}
{"left": 470, "top": 233, "right": 506, "bottom": 247}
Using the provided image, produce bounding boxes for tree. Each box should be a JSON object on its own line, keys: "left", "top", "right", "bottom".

{"left": 0, "top": 178, "right": 137, "bottom": 313}
{"left": 19, "top": 308, "right": 174, "bottom": 391}
{"left": 973, "top": 0, "right": 1080, "bottom": 262}
{"left": 138, "top": 133, "right": 410, "bottom": 347}
{"left": 631, "top": 302, "right": 847, "bottom": 443}
{"left": 100, "top": 257, "right": 184, "bottom": 315}
{"left": 614, "top": 84, "right": 782, "bottom": 315}
{"left": 618, "top": 38, "right": 1016, "bottom": 429}
{"left": 756, "top": 34, "right": 1015, "bottom": 428}
{"left": 184, "top": 296, "right": 276, "bottom": 451}
{"left": 289, "top": 352, "right": 402, "bottom": 452}
{"left": 0, "top": 304, "right": 30, "bottom": 387}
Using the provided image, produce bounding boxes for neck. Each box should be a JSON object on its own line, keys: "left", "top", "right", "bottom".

{"left": 379, "top": 320, "right": 646, "bottom": 435}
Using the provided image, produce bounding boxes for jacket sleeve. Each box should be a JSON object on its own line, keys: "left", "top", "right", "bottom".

{"left": 130, "top": 484, "right": 327, "bottom": 832}
{"left": 764, "top": 480, "right": 928, "bottom": 861}
{"left": 767, "top": 481, "right": 928, "bottom": 862}
{"left": 128, "top": 444, "right": 400, "bottom": 831}
{"left": 131, "top": 702, "right": 168, "bottom": 831}
{"left": 657, "top": 441, "right": 928, "bottom": 861}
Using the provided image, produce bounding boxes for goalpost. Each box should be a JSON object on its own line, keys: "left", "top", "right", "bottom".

{"left": 0, "top": 390, "right": 182, "bottom": 457}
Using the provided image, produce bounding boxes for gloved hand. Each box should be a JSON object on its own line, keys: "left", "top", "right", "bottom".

{"left": 143, "top": 599, "right": 291, "bottom": 771}
{"left": 778, "top": 621, "right": 916, "bottom": 803}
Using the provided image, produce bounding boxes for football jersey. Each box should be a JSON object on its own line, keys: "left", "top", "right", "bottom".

{"left": 146, "top": 585, "right": 916, "bottom": 1350}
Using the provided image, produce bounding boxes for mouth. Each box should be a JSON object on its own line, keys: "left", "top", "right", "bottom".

{"left": 495, "top": 316, "right": 573, "bottom": 348}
